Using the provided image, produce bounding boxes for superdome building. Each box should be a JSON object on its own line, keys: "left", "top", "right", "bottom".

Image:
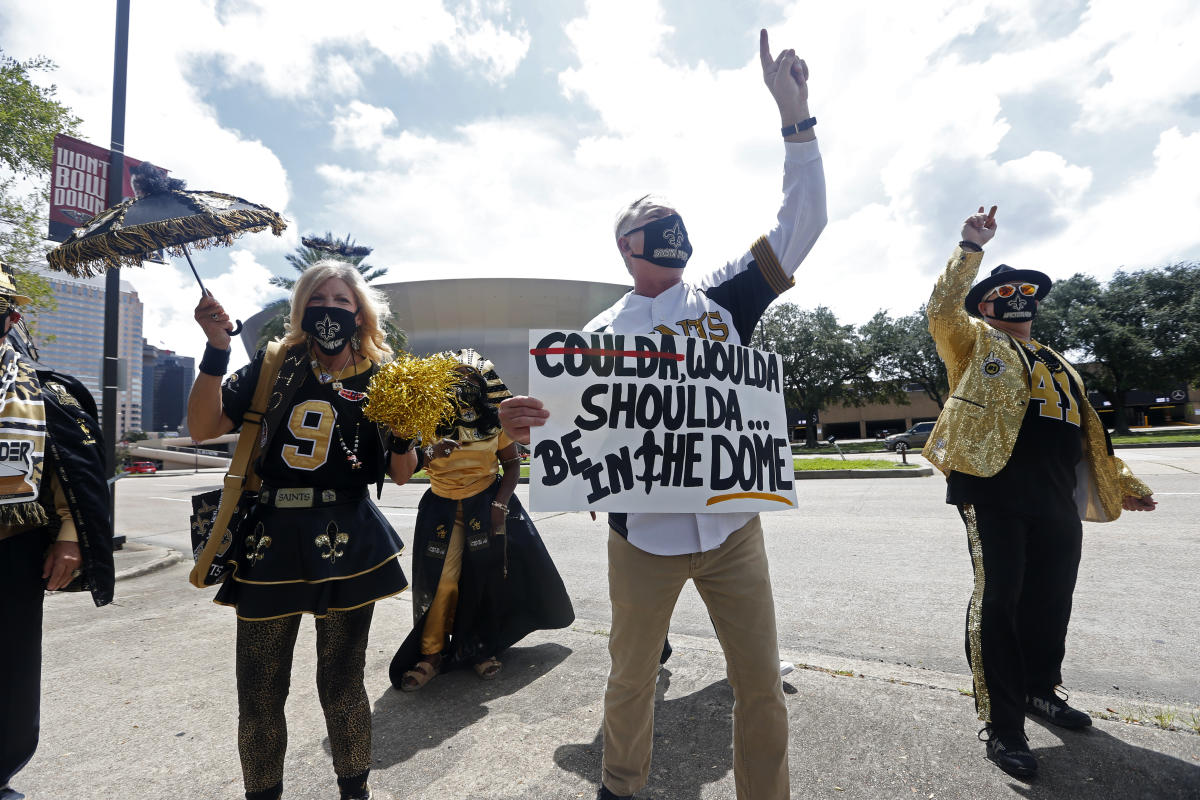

{"left": 241, "top": 277, "right": 631, "bottom": 395}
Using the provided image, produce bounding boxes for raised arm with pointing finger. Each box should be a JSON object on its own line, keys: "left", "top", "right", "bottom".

{"left": 504, "top": 29, "right": 826, "bottom": 800}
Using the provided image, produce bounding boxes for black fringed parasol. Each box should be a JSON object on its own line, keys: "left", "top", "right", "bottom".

{"left": 46, "top": 163, "right": 287, "bottom": 336}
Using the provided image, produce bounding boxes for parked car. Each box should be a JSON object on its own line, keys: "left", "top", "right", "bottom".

{"left": 125, "top": 461, "right": 158, "bottom": 474}
{"left": 884, "top": 421, "right": 935, "bottom": 451}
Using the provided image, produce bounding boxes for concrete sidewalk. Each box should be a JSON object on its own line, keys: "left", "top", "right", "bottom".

{"left": 18, "top": 553, "right": 1200, "bottom": 800}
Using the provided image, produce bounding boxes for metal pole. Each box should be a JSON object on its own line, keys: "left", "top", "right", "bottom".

{"left": 104, "top": 0, "right": 130, "bottom": 546}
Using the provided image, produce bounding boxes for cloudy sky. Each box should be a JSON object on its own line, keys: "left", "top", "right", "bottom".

{"left": 3, "top": 0, "right": 1199, "bottom": 362}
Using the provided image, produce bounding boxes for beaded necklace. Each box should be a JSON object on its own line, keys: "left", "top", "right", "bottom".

{"left": 312, "top": 346, "right": 363, "bottom": 470}
{"left": 1020, "top": 339, "right": 1064, "bottom": 373}
{"left": 312, "top": 347, "right": 354, "bottom": 389}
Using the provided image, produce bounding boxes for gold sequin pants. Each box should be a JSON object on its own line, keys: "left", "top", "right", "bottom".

{"left": 959, "top": 504, "right": 1083, "bottom": 732}
{"left": 235, "top": 606, "right": 374, "bottom": 798}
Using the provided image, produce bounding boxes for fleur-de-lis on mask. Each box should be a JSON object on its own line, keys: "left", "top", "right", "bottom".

{"left": 315, "top": 314, "right": 340, "bottom": 341}
{"left": 663, "top": 221, "right": 684, "bottom": 247}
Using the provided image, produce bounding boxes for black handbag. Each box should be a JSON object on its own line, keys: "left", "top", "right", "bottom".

{"left": 189, "top": 488, "right": 257, "bottom": 586}
{"left": 189, "top": 342, "right": 285, "bottom": 588}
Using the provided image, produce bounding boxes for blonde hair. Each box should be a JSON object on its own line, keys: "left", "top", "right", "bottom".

{"left": 279, "top": 260, "right": 393, "bottom": 363}
{"left": 613, "top": 194, "right": 678, "bottom": 241}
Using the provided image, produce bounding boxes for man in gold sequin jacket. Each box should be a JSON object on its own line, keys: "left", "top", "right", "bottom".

{"left": 925, "top": 207, "right": 1155, "bottom": 781}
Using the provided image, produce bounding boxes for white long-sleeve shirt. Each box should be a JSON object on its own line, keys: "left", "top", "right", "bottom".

{"left": 585, "top": 139, "right": 827, "bottom": 556}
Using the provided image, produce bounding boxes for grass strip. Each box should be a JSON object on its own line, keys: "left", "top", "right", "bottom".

{"left": 793, "top": 457, "right": 917, "bottom": 471}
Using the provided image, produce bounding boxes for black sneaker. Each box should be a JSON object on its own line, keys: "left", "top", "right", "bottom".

{"left": 1027, "top": 688, "right": 1092, "bottom": 729}
{"left": 980, "top": 726, "right": 1038, "bottom": 779}
{"left": 597, "top": 785, "right": 633, "bottom": 800}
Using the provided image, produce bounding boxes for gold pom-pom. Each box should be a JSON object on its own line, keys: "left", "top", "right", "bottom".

{"left": 364, "top": 354, "right": 461, "bottom": 445}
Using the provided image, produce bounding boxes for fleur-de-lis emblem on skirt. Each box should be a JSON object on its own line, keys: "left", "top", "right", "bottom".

{"left": 245, "top": 522, "right": 272, "bottom": 564}
{"left": 315, "top": 313, "right": 340, "bottom": 342}
{"left": 315, "top": 521, "right": 350, "bottom": 563}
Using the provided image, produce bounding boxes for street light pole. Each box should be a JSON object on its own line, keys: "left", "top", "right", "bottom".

{"left": 102, "top": 0, "right": 130, "bottom": 477}
{"left": 103, "top": 0, "right": 130, "bottom": 549}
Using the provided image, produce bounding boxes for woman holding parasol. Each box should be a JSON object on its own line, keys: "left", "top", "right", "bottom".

{"left": 188, "top": 261, "right": 419, "bottom": 800}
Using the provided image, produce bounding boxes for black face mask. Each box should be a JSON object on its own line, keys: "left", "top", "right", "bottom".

{"left": 301, "top": 306, "right": 358, "bottom": 355}
{"left": 984, "top": 294, "right": 1037, "bottom": 323}
{"left": 624, "top": 214, "right": 692, "bottom": 269}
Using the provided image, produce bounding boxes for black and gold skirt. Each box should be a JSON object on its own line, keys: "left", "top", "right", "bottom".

{"left": 214, "top": 492, "right": 408, "bottom": 621}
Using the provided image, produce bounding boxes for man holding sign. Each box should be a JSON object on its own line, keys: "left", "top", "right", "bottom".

{"left": 501, "top": 29, "right": 825, "bottom": 800}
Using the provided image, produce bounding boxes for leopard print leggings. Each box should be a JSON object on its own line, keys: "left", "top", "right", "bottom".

{"left": 236, "top": 605, "right": 374, "bottom": 798}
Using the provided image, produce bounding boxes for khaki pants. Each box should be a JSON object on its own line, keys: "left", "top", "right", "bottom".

{"left": 602, "top": 516, "right": 789, "bottom": 799}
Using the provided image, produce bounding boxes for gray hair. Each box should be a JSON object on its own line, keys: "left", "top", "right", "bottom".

{"left": 613, "top": 194, "right": 678, "bottom": 241}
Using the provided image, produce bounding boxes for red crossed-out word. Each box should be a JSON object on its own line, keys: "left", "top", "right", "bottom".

{"left": 528, "top": 346, "right": 684, "bottom": 362}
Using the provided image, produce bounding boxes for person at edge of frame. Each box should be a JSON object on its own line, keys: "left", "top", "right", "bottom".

{"left": 499, "top": 28, "right": 826, "bottom": 800}
{"left": 0, "top": 260, "right": 115, "bottom": 800}
{"left": 925, "top": 206, "right": 1157, "bottom": 780}
{"left": 188, "top": 261, "right": 417, "bottom": 800}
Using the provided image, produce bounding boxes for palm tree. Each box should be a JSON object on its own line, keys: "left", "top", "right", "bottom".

{"left": 256, "top": 233, "right": 408, "bottom": 354}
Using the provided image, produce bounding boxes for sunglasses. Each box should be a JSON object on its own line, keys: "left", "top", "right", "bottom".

{"left": 987, "top": 282, "right": 1038, "bottom": 300}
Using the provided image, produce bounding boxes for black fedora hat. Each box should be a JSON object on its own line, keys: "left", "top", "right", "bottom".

{"left": 964, "top": 263, "right": 1052, "bottom": 318}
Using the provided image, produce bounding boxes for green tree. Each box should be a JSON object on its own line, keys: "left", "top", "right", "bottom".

{"left": 752, "top": 303, "right": 899, "bottom": 448}
{"left": 859, "top": 306, "right": 949, "bottom": 408}
{"left": 256, "top": 233, "right": 407, "bottom": 353}
{"left": 1035, "top": 264, "right": 1200, "bottom": 434}
{"left": 0, "top": 51, "right": 79, "bottom": 320}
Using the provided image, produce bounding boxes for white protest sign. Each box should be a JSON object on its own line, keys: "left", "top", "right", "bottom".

{"left": 527, "top": 330, "right": 797, "bottom": 513}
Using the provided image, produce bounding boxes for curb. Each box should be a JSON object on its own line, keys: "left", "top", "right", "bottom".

{"left": 793, "top": 467, "right": 934, "bottom": 479}
{"left": 1113, "top": 441, "right": 1200, "bottom": 449}
{"left": 114, "top": 548, "right": 183, "bottom": 582}
{"left": 405, "top": 466, "right": 938, "bottom": 484}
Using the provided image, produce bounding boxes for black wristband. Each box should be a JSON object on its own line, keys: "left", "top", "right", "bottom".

{"left": 199, "top": 343, "right": 231, "bottom": 376}
{"left": 959, "top": 240, "right": 983, "bottom": 252}
{"left": 781, "top": 117, "right": 817, "bottom": 137}
{"left": 387, "top": 435, "right": 413, "bottom": 455}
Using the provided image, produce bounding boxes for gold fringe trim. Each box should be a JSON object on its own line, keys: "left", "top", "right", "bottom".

{"left": 0, "top": 501, "right": 50, "bottom": 528}
{"left": 47, "top": 197, "right": 286, "bottom": 278}
{"left": 218, "top": 585, "right": 411, "bottom": 622}
{"left": 750, "top": 235, "right": 794, "bottom": 296}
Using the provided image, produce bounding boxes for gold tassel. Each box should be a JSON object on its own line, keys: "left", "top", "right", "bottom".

{"left": 0, "top": 501, "right": 50, "bottom": 528}
{"left": 363, "top": 354, "right": 463, "bottom": 445}
{"left": 47, "top": 206, "right": 286, "bottom": 277}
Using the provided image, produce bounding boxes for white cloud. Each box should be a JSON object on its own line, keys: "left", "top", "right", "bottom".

{"left": 1005, "top": 127, "right": 1200, "bottom": 273}
{"left": 5, "top": 0, "right": 1198, "bottom": 360}
{"left": 304, "top": 0, "right": 1200, "bottom": 332}
{"left": 183, "top": 0, "right": 530, "bottom": 96}
{"left": 123, "top": 250, "right": 285, "bottom": 369}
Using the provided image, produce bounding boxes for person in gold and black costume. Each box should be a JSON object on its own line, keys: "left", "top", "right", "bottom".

{"left": 189, "top": 261, "right": 417, "bottom": 800}
{"left": 925, "top": 207, "right": 1157, "bottom": 780}
{"left": 389, "top": 349, "right": 573, "bottom": 691}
